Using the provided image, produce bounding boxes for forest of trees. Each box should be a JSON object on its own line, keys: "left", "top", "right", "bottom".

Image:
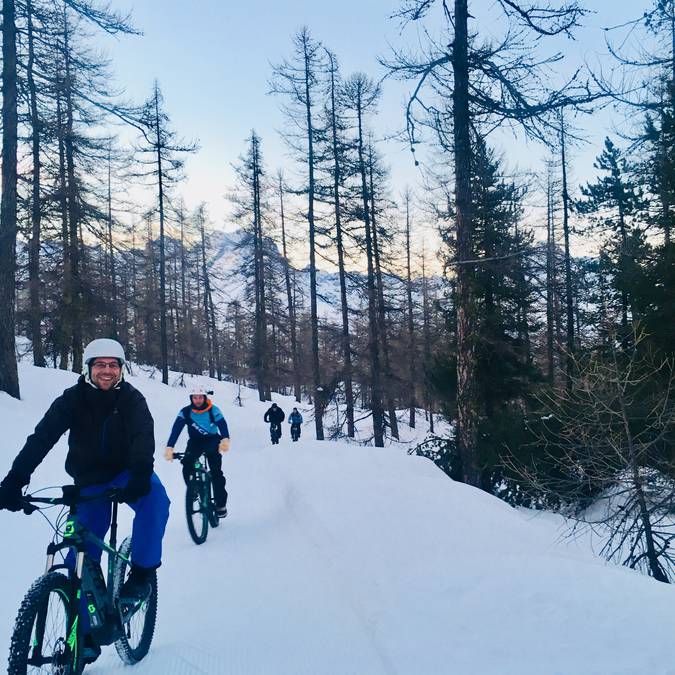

{"left": 0, "top": 1, "right": 672, "bottom": 579}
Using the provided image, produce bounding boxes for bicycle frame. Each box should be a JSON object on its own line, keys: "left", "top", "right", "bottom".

{"left": 175, "top": 454, "right": 212, "bottom": 500}
{"left": 29, "top": 493, "right": 132, "bottom": 664}
{"left": 174, "top": 452, "right": 217, "bottom": 525}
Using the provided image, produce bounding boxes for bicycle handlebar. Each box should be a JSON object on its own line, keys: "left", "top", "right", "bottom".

{"left": 21, "top": 487, "right": 122, "bottom": 514}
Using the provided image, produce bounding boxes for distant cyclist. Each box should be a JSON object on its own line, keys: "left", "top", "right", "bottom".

{"left": 264, "top": 403, "right": 285, "bottom": 445}
{"left": 165, "top": 386, "right": 230, "bottom": 518}
{"left": 289, "top": 408, "right": 303, "bottom": 442}
{"left": 0, "top": 338, "right": 170, "bottom": 663}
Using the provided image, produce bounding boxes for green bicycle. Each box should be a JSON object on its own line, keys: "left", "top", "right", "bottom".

{"left": 174, "top": 452, "right": 220, "bottom": 545}
{"left": 7, "top": 487, "right": 157, "bottom": 673}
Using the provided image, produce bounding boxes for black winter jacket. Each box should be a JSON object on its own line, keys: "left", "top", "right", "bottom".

{"left": 7, "top": 377, "right": 155, "bottom": 488}
{"left": 264, "top": 406, "right": 285, "bottom": 425}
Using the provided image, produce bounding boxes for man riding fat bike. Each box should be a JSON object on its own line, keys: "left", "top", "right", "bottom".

{"left": 0, "top": 338, "right": 170, "bottom": 664}
{"left": 264, "top": 403, "right": 285, "bottom": 445}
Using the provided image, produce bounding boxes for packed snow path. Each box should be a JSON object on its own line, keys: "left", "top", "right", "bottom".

{"left": 1, "top": 363, "right": 674, "bottom": 674}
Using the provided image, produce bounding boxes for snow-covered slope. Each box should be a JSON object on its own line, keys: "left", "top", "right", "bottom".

{"left": 1, "top": 363, "right": 674, "bottom": 674}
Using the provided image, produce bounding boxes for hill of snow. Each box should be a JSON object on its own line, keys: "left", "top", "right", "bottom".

{"left": 0, "top": 362, "right": 674, "bottom": 674}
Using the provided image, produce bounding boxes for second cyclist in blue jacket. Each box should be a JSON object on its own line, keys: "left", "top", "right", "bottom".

{"left": 165, "top": 386, "right": 230, "bottom": 517}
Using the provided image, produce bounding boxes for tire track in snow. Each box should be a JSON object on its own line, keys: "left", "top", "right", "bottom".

{"left": 274, "top": 454, "right": 401, "bottom": 675}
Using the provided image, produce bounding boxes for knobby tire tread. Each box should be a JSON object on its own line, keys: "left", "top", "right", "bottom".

{"left": 185, "top": 477, "right": 208, "bottom": 545}
{"left": 113, "top": 537, "right": 157, "bottom": 664}
{"left": 7, "top": 571, "right": 79, "bottom": 675}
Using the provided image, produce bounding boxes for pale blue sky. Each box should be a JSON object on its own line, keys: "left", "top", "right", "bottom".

{"left": 100, "top": 0, "right": 655, "bottom": 241}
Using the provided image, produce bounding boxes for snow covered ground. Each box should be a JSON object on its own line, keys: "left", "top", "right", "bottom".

{"left": 0, "top": 362, "right": 674, "bottom": 674}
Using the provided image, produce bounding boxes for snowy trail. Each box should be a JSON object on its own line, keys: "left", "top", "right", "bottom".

{"left": 1, "top": 363, "right": 675, "bottom": 674}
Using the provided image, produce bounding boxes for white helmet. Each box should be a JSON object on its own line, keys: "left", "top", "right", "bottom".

{"left": 83, "top": 339, "right": 126, "bottom": 368}
{"left": 188, "top": 385, "right": 212, "bottom": 397}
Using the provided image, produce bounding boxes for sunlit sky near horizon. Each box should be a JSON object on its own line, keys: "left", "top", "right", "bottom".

{"left": 97, "top": 0, "right": 657, "bottom": 262}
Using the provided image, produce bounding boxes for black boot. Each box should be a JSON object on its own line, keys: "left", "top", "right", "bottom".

{"left": 119, "top": 564, "right": 154, "bottom": 603}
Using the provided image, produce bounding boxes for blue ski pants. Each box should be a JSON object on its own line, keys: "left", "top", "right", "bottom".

{"left": 65, "top": 471, "right": 171, "bottom": 570}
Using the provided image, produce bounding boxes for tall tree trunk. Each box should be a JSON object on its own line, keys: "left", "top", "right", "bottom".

{"left": 154, "top": 88, "right": 169, "bottom": 384}
{"left": 356, "top": 88, "right": 384, "bottom": 447}
{"left": 170, "top": 239, "right": 179, "bottom": 368}
{"left": 27, "top": 0, "right": 45, "bottom": 367}
{"left": 546, "top": 168, "right": 555, "bottom": 385}
{"left": 145, "top": 216, "right": 158, "bottom": 366}
{"left": 663, "top": 7, "right": 675, "bottom": 247}
{"left": 63, "top": 13, "right": 83, "bottom": 373}
{"left": 56, "top": 83, "right": 70, "bottom": 370}
{"left": 327, "top": 52, "right": 355, "bottom": 437}
{"left": 405, "top": 190, "right": 416, "bottom": 428}
{"left": 63, "top": 14, "right": 83, "bottom": 373}
{"left": 179, "top": 207, "right": 190, "bottom": 367}
{"left": 251, "top": 135, "right": 269, "bottom": 400}
{"left": 208, "top": 287, "right": 221, "bottom": 380}
{"left": 278, "top": 175, "right": 302, "bottom": 403}
{"left": 0, "top": 0, "right": 20, "bottom": 397}
{"left": 513, "top": 220, "right": 532, "bottom": 371}
{"left": 453, "top": 0, "right": 480, "bottom": 485}
{"left": 303, "top": 39, "right": 324, "bottom": 440}
{"left": 421, "top": 247, "right": 434, "bottom": 434}
{"left": 107, "top": 145, "right": 118, "bottom": 339}
{"left": 131, "top": 223, "right": 141, "bottom": 360}
{"left": 617, "top": 201, "right": 632, "bottom": 331}
{"left": 368, "top": 146, "right": 399, "bottom": 440}
{"left": 198, "top": 207, "right": 215, "bottom": 378}
{"left": 560, "top": 117, "right": 575, "bottom": 389}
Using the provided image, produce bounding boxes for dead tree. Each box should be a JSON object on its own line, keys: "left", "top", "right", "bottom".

{"left": 404, "top": 189, "right": 417, "bottom": 428}
{"left": 137, "top": 81, "right": 197, "bottom": 384}
{"left": 277, "top": 172, "right": 302, "bottom": 402}
{"left": 560, "top": 114, "right": 575, "bottom": 388}
{"left": 0, "top": 0, "right": 20, "bottom": 398}
{"left": 324, "top": 49, "right": 356, "bottom": 437}
{"left": 342, "top": 73, "right": 385, "bottom": 447}
{"left": 368, "top": 142, "right": 399, "bottom": 440}
{"left": 270, "top": 27, "right": 326, "bottom": 439}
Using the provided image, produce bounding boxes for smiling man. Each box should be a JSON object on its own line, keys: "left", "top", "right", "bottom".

{"left": 0, "top": 338, "right": 170, "bottom": 611}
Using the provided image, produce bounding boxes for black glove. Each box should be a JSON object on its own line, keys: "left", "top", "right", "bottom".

{"left": 118, "top": 473, "right": 151, "bottom": 504}
{"left": 0, "top": 473, "right": 25, "bottom": 512}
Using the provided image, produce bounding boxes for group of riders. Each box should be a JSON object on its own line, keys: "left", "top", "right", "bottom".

{"left": 264, "top": 402, "right": 303, "bottom": 444}
{"left": 0, "top": 337, "right": 305, "bottom": 665}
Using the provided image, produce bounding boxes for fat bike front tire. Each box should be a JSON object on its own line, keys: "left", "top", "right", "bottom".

{"left": 7, "top": 571, "right": 82, "bottom": 674}
{"left": 185, "top": 477, "right": 209, "bottom": 544}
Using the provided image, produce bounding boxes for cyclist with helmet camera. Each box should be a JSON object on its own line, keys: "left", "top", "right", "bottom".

{"left": 164, "top": 386, "right": 230, "bottom": 518}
